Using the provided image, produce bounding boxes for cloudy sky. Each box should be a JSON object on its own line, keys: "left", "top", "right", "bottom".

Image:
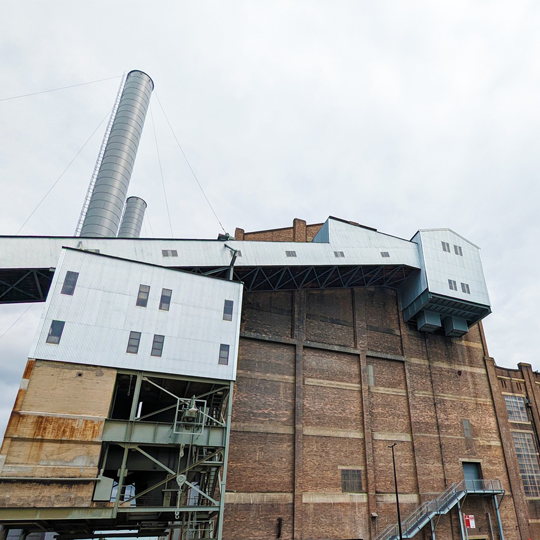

{"left": 1, "top": 1, "right": 539, "bottom": 437}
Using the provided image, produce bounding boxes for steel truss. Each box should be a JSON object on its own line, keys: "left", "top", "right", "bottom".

{"left": 186, "top": 264, "right": 415, "bottom": 291}
{"left": 0, "top": 371, "right": 234, "bottom": 540}
{"left": 0, "top": 269, "right": 53, "bottom": 303}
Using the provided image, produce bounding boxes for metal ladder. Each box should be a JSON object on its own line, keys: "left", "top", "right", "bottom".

{"left": 74, "top": 71, "right": 127, "bottom": 236}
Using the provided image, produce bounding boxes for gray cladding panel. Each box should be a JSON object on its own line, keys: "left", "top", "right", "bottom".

{"left": 80, "top": 70, "right": 153, "bottom": 238}
{"left": 118, "top": 196, "right": 147, "bottom": 238}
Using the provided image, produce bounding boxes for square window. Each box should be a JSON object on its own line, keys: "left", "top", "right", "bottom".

{"left": 162, "top": 249, "right": 178, "bottom": 257}
{"left": 381, "top": 252, "right": 390, "bottom": 258}
{"left": 461, "top": 282, "right": 471, "bottom": 294}
{"left": 61, "top": 271, "right": 79, "bottom": 295}
{"left": 46, "top": 320, "right": 65, "bottom": 344}
{"left": 151, "top": 334, "right": 165, "bottom": 357}
{"left": 223, "top": 299, "right": 234, "bottom": 321}
{"left": 341, "top": 469, "right": 362, "bottom": 492}
{"left": 512, "top": 432, "right": 540, "bottom": 496}
{"left": 334, "top": 251, "right": 345, "bottom": 258}
{"left": 441, "top": 241, "right": 450, "bottom": 253}
{"left": 219, "top": 344, "right": 230, "bottom": 365}
{"left": 448, "top": 279, "right": 457, "bottom": 291}
{"left": 136, "top": 284, "right": 150, "bottom": 307}
{"left": 159, "top": 288, "right": 172, "bottom": 311}
{"left": 505, "top": 395, "right": 529, "bottom": 422}
{"left": 454, "top": 245, "right": 463, "bottom": 256}
{"left": 285, "top": 251, "right": 297, "bottom": 257}
{"left": 127, "top": 331, "right": 141, "bottom": 354}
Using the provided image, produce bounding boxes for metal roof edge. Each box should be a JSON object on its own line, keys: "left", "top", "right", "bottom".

{"left": 60, "top": 246, "right": 243, "bottom": 285}
{"left": 412, "top": 229, "right": 480, "bottom": 249}
{"left": 326, "top": 217, "right": 415, "bottom": 244}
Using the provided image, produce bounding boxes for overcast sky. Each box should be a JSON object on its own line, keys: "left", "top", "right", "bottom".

{"left": 1, "top": 1, "right": 540, "bottom": 438}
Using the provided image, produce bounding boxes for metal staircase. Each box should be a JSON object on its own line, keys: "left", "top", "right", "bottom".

{"left": 375, "top": 479, "right": 504, "bottom": 540}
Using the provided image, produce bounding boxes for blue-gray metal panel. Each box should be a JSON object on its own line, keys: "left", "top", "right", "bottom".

{"left": 30, "top": 249, "right": 243, "bottom": 381}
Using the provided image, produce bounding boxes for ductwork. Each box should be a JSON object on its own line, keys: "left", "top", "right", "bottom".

{"left": 80, "top": 70, "right": 154, "bottom": 237}
{"left": 117, "top": 196, "right": 147, "bottom": 238}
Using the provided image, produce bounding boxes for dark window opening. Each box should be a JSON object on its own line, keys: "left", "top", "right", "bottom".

{"left": 380, "top": 252, "right": 390, "bottom": 258}
{"left": 334, "top": 251, "right": 345, "bottom": 258}
{"left": 454, "top": 245, "right": 463, "bottom": 256}
{"left": 219, "top": 344, "right": 230, "bottom": 365}
{"left": 61, "top": 271, "right": 79, "bottom": 295}
{"left": 462, "top": 419, "right": 472, "bottom": 439}
{"left": 162, "top": 250, "right": 178, "bottom": 257}
{"left": 46, "top": 320, "right": 65, "bottom": 344}
{"left": 151, "top": 335, "right": 165, "bottom": 357}
{"left": 285, "top": 251, "right": 297, "bottom": 257}
{"left": 441, "top": 241, "right": 450, "bottom": 252}
{"left": 223, "top": 300, "right": 234, "bottom": 321}
{"left": 127, "top": 331, "right": 141, "bottom": 354}
{"left": 341, "top": 469, "right": 362, "bottom": 492}
{"left": 136, "top": 285, "right": 150, "bottom": 307}
{"left": 448, "top": 279, "right": 457, "bottom": 291}
{"left": 159, "top": 288, "right": 172, "bottom": 311}
{"left": 461, "top": 282, "right": 471, "bottom": 294}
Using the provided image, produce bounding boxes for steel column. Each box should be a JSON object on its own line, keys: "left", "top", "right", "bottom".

{"left": 493, "top": 495, "right": 505, "bottom": 540}
{"left": 216, "top": 381, "right": 234, "bottom": 540}
{"left": 457, "top": 499, "right": 467, "bottom": 540}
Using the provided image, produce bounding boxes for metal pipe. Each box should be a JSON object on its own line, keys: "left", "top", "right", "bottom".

{"left": 80, "top": 70, "right": 154, "bottom": 237}
{"left": 493, "top": 494, "right": 506, "bottom": 540}
{"left": 457, "top": 499, "right": 467, "bottom": 540}
{"left": 217, "top": 382, "right": 234, "bottom": 540}
{"left": 487, "top": 512, "right": 495, "bottom": 540}
{"left": 118, "top": 196, "right": 147, "bottom": 238}
{"left": 388, "top": 443, "right": 403, "bottom": 540}
{"left": 0, "top": 477, "right": 99, "bottom": 481}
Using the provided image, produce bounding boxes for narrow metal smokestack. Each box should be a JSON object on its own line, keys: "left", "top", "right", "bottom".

{"left": 118, "top": 196, "right": 147, "bottom": 238}
{"left": 80, "top": 70, "right": 154, "bottom": 237}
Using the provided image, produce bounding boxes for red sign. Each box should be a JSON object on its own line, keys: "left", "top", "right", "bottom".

{"left": 464, "top": 514, "right": 475, "bottom": 529}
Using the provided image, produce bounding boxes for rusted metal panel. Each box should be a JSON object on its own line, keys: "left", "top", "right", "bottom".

{"left": 22, "top": 359, "right": 35, "bottom": 379}
{"left": 4, "top": 413, "right": 104, "bottom": 442}
{"left": 0, "top": 481, "right": 96, "bottom": 508}
{"left": 4, "top": 439, "right": 101, "bottom": 471}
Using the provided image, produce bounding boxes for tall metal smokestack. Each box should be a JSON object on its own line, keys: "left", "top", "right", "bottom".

{"left": 118, "top": 196, "right": 147, "bottom": 238}
{"left": 80, "top": 70, "right": 154, "bottom": 237}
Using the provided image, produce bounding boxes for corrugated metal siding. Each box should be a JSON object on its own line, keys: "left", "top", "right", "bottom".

{"left": 30, "top": 249, "right": 242, "bottom": 381}
{"left": 0, "top": 218, "right": 421, "bottom": 270}
{"left": 418, "top": 229, "right": 490, "bottom": 307}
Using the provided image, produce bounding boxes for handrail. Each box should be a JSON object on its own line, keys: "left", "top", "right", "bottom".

{"left": 374, "top": 479, "right": 504, "bottom": 540}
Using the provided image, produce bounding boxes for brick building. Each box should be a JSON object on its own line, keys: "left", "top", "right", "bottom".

{"left": 0, "top": 217, "right": 538, "bottom": 540}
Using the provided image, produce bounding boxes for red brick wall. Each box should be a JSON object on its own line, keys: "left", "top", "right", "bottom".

{"left": 223, "top": 288, "right": 523, "bottom": 540}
